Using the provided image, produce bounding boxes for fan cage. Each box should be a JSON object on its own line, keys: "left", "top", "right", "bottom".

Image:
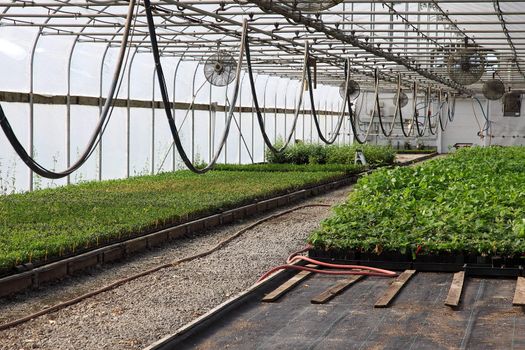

{"left": 482, "top": 79, "right": 505, "bottom": 101}
{"left": 339, "top": 80, "right": 360, "bottom": 100}
{"left": 278, "top": 0, "right": 343, "bottom": 12}
{"left": 393, "top": 91, "right": 409, "bottom": 108}
{"left": 204, "top": 51, "right": 237, "bottom": 87}
{"left": 447, "top": 48, "right": 486, "bottom": 86}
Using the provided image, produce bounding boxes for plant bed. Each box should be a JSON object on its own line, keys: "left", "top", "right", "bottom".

{"left": 309, "top": 146, "right": 525, "bottom": 275}
{"left": 265, "top": 142, "right": 396, "bottom": 167}
{"left": 213, "top": 163, "right": 364, "bottom": 174}
{"left": 0, "top": 169, "right": 350, "bottom": 276}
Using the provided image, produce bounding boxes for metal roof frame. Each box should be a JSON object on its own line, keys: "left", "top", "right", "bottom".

{"left": 1, "top": 0, "right": 524, "bottom": 93}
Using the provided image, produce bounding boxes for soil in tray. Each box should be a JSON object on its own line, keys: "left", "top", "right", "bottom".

{"left": 309, "top": 248, "right": 525, "bottom": 269}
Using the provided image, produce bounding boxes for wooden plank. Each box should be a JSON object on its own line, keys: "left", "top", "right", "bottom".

{"left": 374, "top": 270, "right": 416, "bottom": 308}
{"left": 262, "top": 264, "right": 317, "bottom": 302}
{"left": 0, "top": 91, "right": 341, "bottom": 115}
{"left": 445, "top": 271, "right": 466, "bottom": 307}
{"left": 311, "top": 275, "right": 365, "bottom": 304}
{"left": 512, "top": 276, "right": 525, "bottom": 306}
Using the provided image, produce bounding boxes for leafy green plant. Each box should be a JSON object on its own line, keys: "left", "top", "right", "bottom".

{"left": 359, "top": 144, "right": 396, "bottom": 166}
{"left": 310, "top": 146, "right": 525, "bottom": 257}
{"left": 0, "top": 169, "right": 347, "bottom": 273}
{"left": 264, "top": 139, "right": 289, "bottom": 164}
{"left": 324, "top": 145, "right": 354, "bottom": 164}
{"left": 265, "top": 143, "right": 395, "bottom": 167}
{"left": 214, "top": 163, "right": 363, "bottom": 174}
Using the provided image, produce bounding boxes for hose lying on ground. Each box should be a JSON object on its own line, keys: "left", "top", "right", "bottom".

{"left": 0, "top": 203, "right": 331, "bottom": 332}
{"left": 257, "top": 244, "right": 397, "bottom": 282}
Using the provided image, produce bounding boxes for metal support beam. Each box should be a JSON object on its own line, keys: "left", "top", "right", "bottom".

{"left": 246, "top": 0, "right": 470, "bottom": 95}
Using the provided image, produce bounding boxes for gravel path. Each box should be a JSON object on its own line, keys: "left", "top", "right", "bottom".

{"left": 0, "top": 185, "right": 353, "bottom": 350}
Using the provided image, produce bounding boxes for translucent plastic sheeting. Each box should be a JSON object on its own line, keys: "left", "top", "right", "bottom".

{"left": 0, "top": 102, "right": 350, "bottom": 191}
{"left": 69, "top": 105, "right": 101, "bottom": 182}
{"left": 32, "top": 104, "right": 68, "bottom": 188}
{"left": 0, "top": 103, "right": 29, "bottom": 193}
{"left": 100, "top": 107, "right": 127, "bottom": 180}
{"left": 130, "top": 54, "right": 156, "bottom": 101}
{"left": 129, "top": 108, "right": 154, "bottom": 176}
{"left": 0, "top": 28, "right": 35, "bottom": 92}
{"left": 70, "top": 43, "right": 107, "bottom": 97}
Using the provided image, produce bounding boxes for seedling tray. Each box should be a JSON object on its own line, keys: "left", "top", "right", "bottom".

{"left": 309, "top": 248, "right": 525, "bottom": 277}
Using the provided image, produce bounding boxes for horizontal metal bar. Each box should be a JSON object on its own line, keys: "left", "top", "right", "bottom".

{"left": 4, "top": 22, "right": 518, "bottom": 34}
{"left": 2, "top": 12, "right": 523, "bottom": 27}
{"left": 0, "top": 90, "right": 342, "bottom": 115}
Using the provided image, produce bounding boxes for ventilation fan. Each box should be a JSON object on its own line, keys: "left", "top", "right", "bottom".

{"left": 447, "top": 39, "right": 485, "bottom": 86}
{"left": 393, "top": 90, "right": 409, "bottom": 108}
{"left": 482, "top": 79, "right": 505, "bottom": 100}
{"left": 339, "top": 80, "right": 360, "bottom": 100}
{"left": 204, "top": 51, "right": 237, "bottom": 87}
{"left": 279, "top": 0, "right": 343, "bottom": 12}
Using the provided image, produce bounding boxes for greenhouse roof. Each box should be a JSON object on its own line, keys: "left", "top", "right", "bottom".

{"left": 0, "top": 0, "right": 524, "bottom": 95}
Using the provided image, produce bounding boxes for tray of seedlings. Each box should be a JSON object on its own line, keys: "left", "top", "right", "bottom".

{"left": 309, "top": 146, "right": 525, "bottom": 277}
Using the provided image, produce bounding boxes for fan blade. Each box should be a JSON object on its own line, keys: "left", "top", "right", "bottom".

{"left": 204, "top": 51, "right": 237, "bottom": 87}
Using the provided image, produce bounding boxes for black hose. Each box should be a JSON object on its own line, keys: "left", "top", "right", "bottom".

{"left": 413, "top": 82, "right": 426, "bottom": 137}
{"left": 397, "top": 91, "right": 414, "bottom": 138}
{"left": 448, "top": 94, "right": 456, "bottom": 122}
{"left": 437, "top": 103, "right": 446, "bottom": 134}
{"left": 306, "top": 56, "right": 348, "bottom": 144}
{"left": 144, "top": 0, "right": 245, "bottom": 173}
{"left": 244, "top": 31, "right": 299, "bottom": 154}
{"left": 427, "top": 89, "right": 438, "bottom": 136}
{"left": 0, "top": 0, "right": 136, "bottom": 179}
{"left": 373, "top": 69, "right": 393, "bottom": 138}
{"left": 347, "top": 98, "right": 367, "bottom": 144}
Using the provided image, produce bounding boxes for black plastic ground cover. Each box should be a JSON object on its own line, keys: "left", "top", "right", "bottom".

{"left": 145, "top": 272, "right": 525, "bottom": 350}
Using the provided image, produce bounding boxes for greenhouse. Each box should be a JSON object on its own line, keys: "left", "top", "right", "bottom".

{"left": 0, "top": 0, "right": 525, "bottom": 349}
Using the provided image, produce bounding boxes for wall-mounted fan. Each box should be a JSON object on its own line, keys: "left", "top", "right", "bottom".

{"left": 279, "top": 0, "right": 343, "bottom": 12}
{"left": 482, "top": 79, "right": 505, "bottom": 100}
{"left": 447, "top": 39, "right": 485, "bottom": 86}
{"left": 339, "top": 80, "right": 360, "bottom": 100}
{"left": 204, "top": 51, "right": 237, "bottom": 87}
{"left": 393, "top": 91, "right": 408, "bottom": 108}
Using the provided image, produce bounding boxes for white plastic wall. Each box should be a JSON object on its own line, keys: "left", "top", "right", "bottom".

{"left": 439, "top": 98, "right": 487, "bottom": 152}
{"left": 440, "top": 95, "right": 525, "bottom": 152}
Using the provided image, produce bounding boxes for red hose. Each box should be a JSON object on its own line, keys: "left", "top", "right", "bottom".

{"left": 288, "top": 255, "right": 397, "bottom": 276}
{"left": 286, "top": 244, "right": 313, "bottom": 263}
{"left": 258, "top": 245, "right": 397, "bottom": 283}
